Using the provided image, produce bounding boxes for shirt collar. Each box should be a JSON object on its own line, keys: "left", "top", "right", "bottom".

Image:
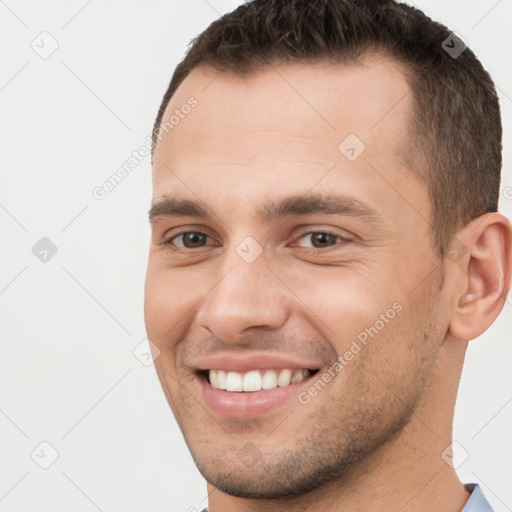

{"left": 462, "top": 483, "right": 494, "bottom": 511}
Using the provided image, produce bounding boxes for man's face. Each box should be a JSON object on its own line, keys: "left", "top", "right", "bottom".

{"left": 145, "top": 59, "right": 450, "bottom": 498}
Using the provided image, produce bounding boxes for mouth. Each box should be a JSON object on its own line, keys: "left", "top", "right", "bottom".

{"left": 202, "top": 368, "right": 320, "bottom": 392}
{"left": 195, "top": 365, "right": 321, "bottom": 419}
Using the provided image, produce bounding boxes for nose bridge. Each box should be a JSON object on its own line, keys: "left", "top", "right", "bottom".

{"left": 196, "top": 245, "right": 289, "bottom": 341}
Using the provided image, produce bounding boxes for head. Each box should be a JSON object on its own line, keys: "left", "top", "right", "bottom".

{"left": 151, "top": 0, "right": 503, "bottom": 258}
{"left": 145, "top": 0, "right": 511, "bottom": 502}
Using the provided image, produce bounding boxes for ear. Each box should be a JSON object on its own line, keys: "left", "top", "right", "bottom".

{"left": 448, "top": 212, "right": 512, "bottom": 341}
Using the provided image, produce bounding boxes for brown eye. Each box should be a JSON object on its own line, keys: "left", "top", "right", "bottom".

{"left": 297, "top": 232, "right": 341, "bottom": 248}
{"left": 168, "top": 232, "right": 210, "bottom": 248}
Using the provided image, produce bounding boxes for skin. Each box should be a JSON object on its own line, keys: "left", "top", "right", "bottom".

{"left": 144, "top": 56, "right": 512, "bottom": 512}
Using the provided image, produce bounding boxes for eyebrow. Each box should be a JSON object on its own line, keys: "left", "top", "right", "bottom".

{"left": 148, "top": 193, "right": 380, "bottom": 223}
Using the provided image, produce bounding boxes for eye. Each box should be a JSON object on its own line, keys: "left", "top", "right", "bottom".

{"left": 295, "top": 231, "right": 345, "bottom": 249}
{"left": 165, "top": 231, "right": 213, "bottom": 249}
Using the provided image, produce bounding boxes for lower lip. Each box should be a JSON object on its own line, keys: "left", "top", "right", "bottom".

{"left": 198, "top": 373, "right": 315, "bottom": 419}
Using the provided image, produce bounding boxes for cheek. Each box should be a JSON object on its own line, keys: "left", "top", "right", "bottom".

{"left": 144, "top": 262, "right": 216, "bottom": 350}
{"left": 288, "top": 266, "right": 402, "bottom": 347}
{"left": 144, "top": 264, "right": 190, "bottom": 343}
{"left": 290, "top": 266, "right": 425, "bottom": 391}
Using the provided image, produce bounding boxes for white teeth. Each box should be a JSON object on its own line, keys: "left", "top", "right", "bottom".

{"left": 243, "top": 370, "right": 261, "bottom": 392}
{"left": 225, "top": 371, "right": 243, "bottom": 392}
{"left": 217, "top": 370, "right": 226, "bottom": 390}
{"left": 209, "top": 370, "right": 218, "bottom": 388}
{"left": 261, "top": 370, "right": 277, "bottom": 390}
{"left": 208, "top": 368, "right": 312, "bottom": 392}
{"left": 277, "top": 369, "right": 292, "bottom": 387}
{"left": 291, "top": 370, "right": 305, "bottom": 383}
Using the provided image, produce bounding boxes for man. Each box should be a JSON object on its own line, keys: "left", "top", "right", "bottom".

{"left": 144, "top": 1, "right": 511, "bottom": 510}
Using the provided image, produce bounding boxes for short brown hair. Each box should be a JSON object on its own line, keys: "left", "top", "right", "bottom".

{"left": 152, "top": 0, "right": 502, "bottom": 257}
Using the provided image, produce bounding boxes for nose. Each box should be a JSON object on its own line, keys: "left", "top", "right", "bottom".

{"left": 195, "top": 254, "right": 290, "bottom": 343}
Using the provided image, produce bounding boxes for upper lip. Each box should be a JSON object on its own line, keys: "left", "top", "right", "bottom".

{"left": 194, "top": 352, "right": 323, "bottom": 373}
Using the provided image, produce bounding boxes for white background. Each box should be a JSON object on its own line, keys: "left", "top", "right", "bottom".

{"left": 0, "top": 1, "right": 511, "bottom": 511}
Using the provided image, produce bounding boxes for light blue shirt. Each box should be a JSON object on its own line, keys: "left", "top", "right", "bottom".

{"left": 200, "top": 482, "right": 493, "bottom": 511}
{"left": 462, "top": 483, "right": 494, "bottom": 511}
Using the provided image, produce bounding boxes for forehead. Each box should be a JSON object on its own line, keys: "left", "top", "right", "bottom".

{"left": 152, "top": 58, "right": 427, "bottom": 224}
{"left": 155, "top": 57, "right": 412, "bottom": 152}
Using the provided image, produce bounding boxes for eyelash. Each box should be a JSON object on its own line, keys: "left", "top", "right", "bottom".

{"left": 163, "top": 229, "right": 349, "bottom": 251}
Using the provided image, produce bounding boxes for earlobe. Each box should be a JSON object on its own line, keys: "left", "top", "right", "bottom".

{"left": 448, "top": 213, "right": 512, "bottom": 341}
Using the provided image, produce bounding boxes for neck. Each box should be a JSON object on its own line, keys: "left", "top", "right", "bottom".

{"left": 206, "top": 338, "right": 471, "bottom": 512}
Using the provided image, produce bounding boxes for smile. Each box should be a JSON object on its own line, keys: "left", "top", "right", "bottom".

{"left": 192, "top": 353, "right": 324, "bottom": 417}
{"left": 207, "top": 368, "right": 315, "bottom": 392}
